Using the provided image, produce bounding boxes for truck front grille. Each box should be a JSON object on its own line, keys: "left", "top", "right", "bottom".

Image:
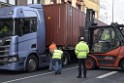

{"left": 0, "top": 39, "right": 10, "bottom": 56}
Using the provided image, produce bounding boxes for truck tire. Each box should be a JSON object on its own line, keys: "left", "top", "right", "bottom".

{"left": 26, "top": 55, "right": 38, "bottom": 72}
{"left": 120, "top": 60, "right": 124, "bottom": 72}
{"left": 86, "top": 57, "right": 97, "bottom": 70}
{"left": 62, "top": 52, "right": 69, "bottom": 66}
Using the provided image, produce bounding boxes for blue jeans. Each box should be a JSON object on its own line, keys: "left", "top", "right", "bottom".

{"left": 49, "top": 56, "right": 53, "bottom": 71}
{"left": 52, "top": 59, "right": 62, "bottom": 73}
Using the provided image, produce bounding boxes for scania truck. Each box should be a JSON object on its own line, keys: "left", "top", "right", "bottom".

{"left": 0, "top": 4, "right": 49, "bottom": 72}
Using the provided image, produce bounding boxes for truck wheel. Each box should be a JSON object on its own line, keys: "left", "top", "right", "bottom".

{"left": 120, "top": 60, "right": 124, "bottom": 72}
{"left": 62, "top": 52, "right": 69, "bottom": 66}
{"left": 86, "top": 57, "right": 97, "bottom": 70}
{"left": 26, "top": 55, "right": 38, "bottom": 72}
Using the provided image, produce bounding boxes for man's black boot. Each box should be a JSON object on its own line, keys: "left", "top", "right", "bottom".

{"left": 84, "top": 76, "right": 86, "bottom": 78}
{"left": 77, "top": 75, "right": 82, "bottom": 78}
{"left": 55, "top": 72, "right": 58, "bottom": 75}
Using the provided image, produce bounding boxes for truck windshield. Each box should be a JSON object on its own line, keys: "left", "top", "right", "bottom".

{"left": 0, "top": 19, "right": 13, "bottom": 38}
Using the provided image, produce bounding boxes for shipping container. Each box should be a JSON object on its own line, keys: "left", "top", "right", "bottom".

{"left": 44, "top": 3, "right": 105, "bottom": 47}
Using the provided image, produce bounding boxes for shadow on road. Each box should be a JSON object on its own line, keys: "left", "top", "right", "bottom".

{"left": 0, "top": 66, "right": 48, "bottom": 75}
{"left": 0, "top": 70, "right": 25, "bottom": 75}
{"left": 0, "top": 63, "right": 77, "bottom": 75}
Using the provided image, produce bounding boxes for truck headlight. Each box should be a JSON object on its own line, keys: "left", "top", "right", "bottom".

{"left": 8, "top": 56, "right": 19, "bottom": 62}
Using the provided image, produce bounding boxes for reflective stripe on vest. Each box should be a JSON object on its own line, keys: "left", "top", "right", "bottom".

{"left": 76, "top": 50, "right": 88, "bottom": 52}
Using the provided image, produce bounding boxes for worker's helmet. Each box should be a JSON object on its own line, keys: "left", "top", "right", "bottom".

{"left": 80, "top": 37, "right": 84, "bottom": 41}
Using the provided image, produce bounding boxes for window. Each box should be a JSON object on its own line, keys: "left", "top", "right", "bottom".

{"left": 34, "top": 0, "right": 38, "bottom": 4}
{"left": 27, "top": 0, "right": 38, "bottom": 4}
{"left": 61, "top": 0, "right": 65, "bottom": 3}
{"left": 6, "top": 0, "right": 9, "bottom": 4}
{"left": 15, "top": 18, "right": 37, "bottom": 36}
{"left": 67, "top": 0, "right": 72, "bottom": 5}
{"left": 0, "top": 0, "right": 6, "bottom": 3}
{"left": 1, "top": 3, "right": 11, "bottom": 7}
{"left": 0, "top": 19, "right": 13, "bottom": 38}
{"left": 91, "top": 27, "right": 119, "bottom": 53}
{"left": 51, "top": 0, "right": 57, "bottom": 4}
{"left": 9, "top": 0, "right": 15, "bottom": 5}
{"left": 27, "top": 0, "right": 33, "bottom": 4}
{"left": 37, "top": 0, "right": 40, "bottom": 3}
{"left": 0, "top": 0, "right": 15, "bottom": 5}
{"left": 84, "top": 7, "right": 87, "bottom": 13}
{"left": 100, "top": 29, "right": 111, "bottom": 41}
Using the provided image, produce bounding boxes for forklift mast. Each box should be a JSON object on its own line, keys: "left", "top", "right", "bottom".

{"left": 84, "top": 9, "right": 97, "bottom": 50}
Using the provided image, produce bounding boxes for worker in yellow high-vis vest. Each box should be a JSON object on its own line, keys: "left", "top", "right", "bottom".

{"left": 52, "top": 48, "right": 63, "bottom": 75}
{"left": 75, "top": 37, "right": 89, "bottom": 78}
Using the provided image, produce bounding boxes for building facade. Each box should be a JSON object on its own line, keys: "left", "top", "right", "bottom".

{"left": 83, "top": 0, "right": 100, "bottom": 18}
{"left": 0, "top": 0, "right": 100, "bottom": 18}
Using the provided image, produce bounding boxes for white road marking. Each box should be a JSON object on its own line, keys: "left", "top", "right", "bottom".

{"left": 96, "top": 71, "right": 118, "bottom": 79}
{"left": 2, "top": 66, "right": 77, "bottom": 83}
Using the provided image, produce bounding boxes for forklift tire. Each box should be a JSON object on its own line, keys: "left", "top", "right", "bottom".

{"left": 86, "top": 57, "right": 97, "bottom": 70}
{"left": 120, "top": 60, "right": 124, "bottom": 72}
{"left": 26, "top": 55, "right": 38, "bottom": 72}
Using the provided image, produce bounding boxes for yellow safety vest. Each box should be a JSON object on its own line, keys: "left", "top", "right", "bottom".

{"left": 52, "top": 49, "right": 63, "bottom": 59}
{"left": 75, "top": 41, "right": 89, "bottom": 59}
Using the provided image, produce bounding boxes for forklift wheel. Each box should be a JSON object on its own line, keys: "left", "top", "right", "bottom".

{"left": 86, "top": 57, "right": 97, "bottom": 70}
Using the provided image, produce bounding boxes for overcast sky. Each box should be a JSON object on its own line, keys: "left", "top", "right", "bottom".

{"left": 100, "top": 0, "right": 124, "bottom": 24}
{"left": 113, "top": 0, "right": 124, "bottom": 24}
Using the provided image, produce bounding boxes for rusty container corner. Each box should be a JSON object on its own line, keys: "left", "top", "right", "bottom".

{"left": 44, "top": 3, "right": 85, "bottom": 47}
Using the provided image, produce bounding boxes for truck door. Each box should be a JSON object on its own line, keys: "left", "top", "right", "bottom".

{"left": 90, "top": 27, "right": 120, "bottom": 66}
{"left": 15, "top": 17, "right": 37, "bottom": 57}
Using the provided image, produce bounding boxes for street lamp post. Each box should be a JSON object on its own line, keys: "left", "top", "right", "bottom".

{"left": 112, "top": 0, "right": 114, "bottom": 23}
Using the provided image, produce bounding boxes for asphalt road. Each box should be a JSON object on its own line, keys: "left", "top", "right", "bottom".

{"left": 0, "top": 64, "right": 124, "bottom": 83}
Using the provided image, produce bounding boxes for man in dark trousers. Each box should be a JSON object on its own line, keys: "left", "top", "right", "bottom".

{"left": 75, "top": 37, "right": 89, "bottom": 78}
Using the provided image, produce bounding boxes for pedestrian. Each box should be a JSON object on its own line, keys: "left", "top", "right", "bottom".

{"left": 52, "top": 47, "right": 63, "bottom": 75}
{"left": 48, "top": 42, "right": 57, "bottom": 71}
{"left": 75, "top": 37, "right": 89, "bottom": 78}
